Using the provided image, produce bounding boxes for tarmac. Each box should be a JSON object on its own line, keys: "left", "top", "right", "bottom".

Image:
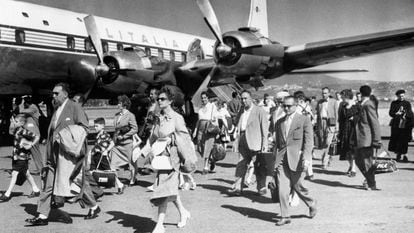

{"left": 0, "top": 140, "right": 413, "bottom": 233}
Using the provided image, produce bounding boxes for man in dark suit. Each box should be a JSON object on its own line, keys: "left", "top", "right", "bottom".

{"left": 229, "top": 90, "right": 269, "bottom": 195}
{"left": 274, "top": 96, "right": 317, "bottom": 226}
{"left": 227, "top": 91, "right": 242, "bottom": 126}
{"left": 26, "top": 83, "right": 100, "bottom": 226}
{"left": 355, "top": 85, "right": 381, "bottom": 190}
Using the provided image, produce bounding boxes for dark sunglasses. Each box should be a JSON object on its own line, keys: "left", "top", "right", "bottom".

{"left": 52, "top": 92, "right": 59, "bottom": 96}
{"left": 157, "top": 97, "right": 168, "bottom": 102}
{"left": 283, "top": 104, "right": 294, "bottom": 108}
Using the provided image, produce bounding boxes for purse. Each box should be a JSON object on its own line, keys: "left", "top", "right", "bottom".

{"left": 151, "top": 152, "right": 173, "bottom": 170}
{"left": 373, "top": 148, "right": 398, "bottom": 174}
{"left": 210, "top": 143, "right": 226, "bottom": 162}
{"left": 328, "top": 133, "right": 338, "bottom": 156}
{"left": 206, "top": 106, "right": 220, "bottom": 135}
{"left": 91, "top": 154, "right": 116, "bottom": 188}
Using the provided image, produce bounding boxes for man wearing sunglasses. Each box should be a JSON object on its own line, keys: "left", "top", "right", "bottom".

{"left": 273, "top": 96, "right": 317, "bottom": 226}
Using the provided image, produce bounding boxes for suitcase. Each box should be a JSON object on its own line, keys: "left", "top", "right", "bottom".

{"left": 373, "top": 148, "right": 397, "bottom": 174}
{"left": 91, "top": 170, "right": 116, "bottom": 188}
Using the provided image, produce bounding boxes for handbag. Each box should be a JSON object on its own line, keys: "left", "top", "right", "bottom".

{"left": 91, "top": 154, "right": 116, "bottom": 188}
{"left": 268, "top": 181, "right": 279, "bottom": 203}
{"left": 206, "top": 106, "right": 220, "bottom": 135}
{"left": 210, "top": 143, "right": 226, "bottom": 162}
{"left": 151, "top": 152, "right": 173, "bottom": 170}
{"left": 174, "top": 132, "right": 197, "bottom": 173}
{"left": 328, "top": 133, "right": 338, "bottom": 156}
{"left": 373, "top": 148, "right": 398, "bottom": 174}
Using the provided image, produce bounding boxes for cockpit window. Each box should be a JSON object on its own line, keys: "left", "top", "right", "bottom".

{"left": 22, "top": 12, "right": 29, "bottom": 17}
{"left": 43, "top": 20, "right": 49, "bottom": 26}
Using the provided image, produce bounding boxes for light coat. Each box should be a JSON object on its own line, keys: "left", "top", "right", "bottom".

{"left": 274, "top": 113, "right": 313, "bottom": 172}
{"left": 235, "top": 105, "right": 269, "bottom": 151}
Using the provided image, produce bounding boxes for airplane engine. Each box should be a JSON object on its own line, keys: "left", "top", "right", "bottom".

{"left": 215, "top": 28, "right": 285, "bottom": 79}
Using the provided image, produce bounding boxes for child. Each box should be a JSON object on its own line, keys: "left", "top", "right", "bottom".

{"left": 90, "top": 118, "right": 125, "bottom": 195}
{"left": 0, "top": 114, "right": 40, "bottom": 202}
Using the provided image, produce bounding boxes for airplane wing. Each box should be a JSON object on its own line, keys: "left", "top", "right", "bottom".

{"left": 284, "top": 27, "right": 414, "bottom": 72}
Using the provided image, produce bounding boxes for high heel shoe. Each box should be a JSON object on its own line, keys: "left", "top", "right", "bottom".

{"left": 177, "top": 211, "right": 191, "bottom": 228}
{"left": 117, "top": 184, "right": 126, "bottom": 195}
{"left": 190, "top": 182, "right": 196, "bottom": 190}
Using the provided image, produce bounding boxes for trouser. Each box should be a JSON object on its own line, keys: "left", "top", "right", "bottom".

{"left": 234, "top": 133, "right": 266, "bottom": 191}
{"left": 30, "top": 143, "right": 44, "bottom": 172}
{"left": 37, "top": 167, "right": 97, "bottom": 216}
{"left": 355, "top": 147, "right": 376, "bottom": 187}
{"left": 276, "top": 155, "right": 315, "bottom": 218}
{"left": 85, "top": 171, "right": 104, "bottom": 198}
{"left": 320, "top": 122, "right": 335, "bottom": 167}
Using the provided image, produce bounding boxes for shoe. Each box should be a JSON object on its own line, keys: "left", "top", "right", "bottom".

{"left": 257, "top": 187, "right": 267, "bottom": 196}
{"left": 363, "top": 182, "right": 369, "bottom": 190}
{"left": 190, "top": 182, "right": 197, "bottom": 190}
{"left": 396, "top": 154, "right": 401, "bottom": 161}
{"left": 305, "top": 175, "right": 314, "bottom": 180}
{"left": 84, "top": 206, "right": 101, "bottom": 220}
{"left": 117, "top": 185, "right": 126, "bottom": 195}
{"left": 177, "top": 211, "right": 191, "bottom": 228}
{"left": 94, "top": 192, "right": 104, "bottom": 200}
{"left": 209, "top": 162, "right": 216, "bottom": 172}
{"left": 25, "top": 217, "right": 48, "bottom": 226}
{"left": 152, "top": 225, "right": 165, "bottom": 233}
{"left": 309, "top": 200, "right": 318, "bottom": 218}
{"left": 28, "top": 191, "right": 40, "bottom": 198}
{"left": 147, "top": 185, "right": 154, "bottom": 192}
{"left": 402, "top": 156, "right": 408, "bottom": 162}
{"left": 227, "top": 188, "right": 242, "bottom": 196}
{"left": 368, "top": 186, "right": 381, "bottom": 191}
{"left": 275, "top": 218, "right": 291, "bottom": 226}
{"left": 202, "top": 168, "right": 209, "bottom": 175}
{"left": 348, "top": 171, "right": 356, "bottom": 177}
{"left": 140, "top": 168, "right": 153, "bottom": 175}
{"left": 0, "top": 193, "right": 11, "bottom": 202}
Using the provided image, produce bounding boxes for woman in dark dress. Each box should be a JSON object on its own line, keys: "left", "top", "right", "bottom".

{"left": 338, "top": 89, "right": 360, "bottom": 177}
{"left": 388, "top": 89, "right": 413, "bottom": 161}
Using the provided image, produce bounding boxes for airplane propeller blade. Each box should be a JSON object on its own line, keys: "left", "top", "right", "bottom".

{"left": 84, "top": 15, "right": 105, "bottom": 64}
{"left": 191, "top": 66, "right": 218, "bottom": 113}
{"left": 235, "top": 44, "right": 284, "bottom": 57}
{"left": 196, "top": 0, "right": 224, "bottom": 44}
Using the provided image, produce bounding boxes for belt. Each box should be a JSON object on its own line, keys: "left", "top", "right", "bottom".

{"left": 240, "top": 130, "right": 246, "bottom": 134}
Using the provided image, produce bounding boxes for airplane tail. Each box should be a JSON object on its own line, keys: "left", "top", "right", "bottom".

{"left": 247, "top": 0, "right": 269, "bottom": 37}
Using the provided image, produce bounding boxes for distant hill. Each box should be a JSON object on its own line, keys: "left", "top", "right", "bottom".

{"left": 250, "top": 74, "right": 414, "bottom": 101}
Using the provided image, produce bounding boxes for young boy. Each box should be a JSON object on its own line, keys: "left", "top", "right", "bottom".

{"left": 89, "top": 118, "right": 125, "bottom": 194}
{"left": 0, "top": 114, "right": 40, "bottom": 202}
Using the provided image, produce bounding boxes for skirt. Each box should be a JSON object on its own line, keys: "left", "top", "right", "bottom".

{"left": 150, "top": 169, "right": 179, "bottom": 206}
{"left": 110, "top": 143, "right": 134, "bottom": 170}
{"left": 12, "top": 159, "right": 29, "bottom": 173}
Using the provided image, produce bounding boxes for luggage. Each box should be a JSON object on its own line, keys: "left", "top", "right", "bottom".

{"left": 328, "top": 133, "right": 338, "bottom": 156}
{"left": 210, "top": 143, "right": 226, "bottom": 162}
{"left": 268, "top": 181, "right": 279, "bottom": 203}
{"left": 373, "top": 149, "right": 397, "bottom": 174}
{"left": 91, "top": 154, "right": 116, "bottom": 188}
{"left": 258, "top": 152, "right": 276, "bottom": 176}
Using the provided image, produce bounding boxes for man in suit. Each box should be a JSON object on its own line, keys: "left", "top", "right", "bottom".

{"left": 227, "top": 91, "right": 242, "bottom": 126}
{"left": 26, "top": 83, "right": 100, "bottom": 226}
{"left": 316, "top": 87, "right": 338, "bottom": 169}
{"left": 229, "top": 90, "right": 269, "bottom": 195}
{"left": 355, "top": 85, "right": 381, "bottom": 190}
{"left": 274, "top": 96, "right": 317, "bottom": 226}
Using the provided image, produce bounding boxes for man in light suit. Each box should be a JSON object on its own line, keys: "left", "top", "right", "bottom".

{"left": 355, "top": 85, "right": 381, "bottom": 190}
{"left": 316, "top": 87, "right": 338, "bottom": 169}
{"left": 229, "top": 90, "right": 269, "bottom": 195}
{"left": 26, "top": 83, "right": 100, "bottom": 226}
{"left": 274, "top": 96, "right": 317, "bottom": 226}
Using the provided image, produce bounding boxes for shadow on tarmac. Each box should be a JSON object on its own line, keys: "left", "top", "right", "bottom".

{"left": 215, "top": 162, "right": 236, "bottom": 168}
{"left": 106, "top": 210, "right": 155, "bottom": 233}
{"left": 309, "top": 179, "right": 362, "bottom": 190}
{"left": 313, "top": 167, "right": 346, "bottom": 176}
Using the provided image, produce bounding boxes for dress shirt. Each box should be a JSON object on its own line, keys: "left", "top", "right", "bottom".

{"left": 320, "top": 100, "right": 328, "bottom": 118}
{"left": 240, "top": 106, "right": 253, "bottom": 131}
{"left": 54, "top": 98, "right": 68, "bottom": 128}
{"left": 285, "top": 112, "right": 296, "bottom": 137}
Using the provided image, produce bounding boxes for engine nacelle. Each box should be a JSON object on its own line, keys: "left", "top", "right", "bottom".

{"left": 215, "top": 28, "right": 284, "bottom": 78}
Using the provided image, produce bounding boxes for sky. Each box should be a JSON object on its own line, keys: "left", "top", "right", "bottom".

{"left": 14, "top": 0, "right": 414, "bottom": 82}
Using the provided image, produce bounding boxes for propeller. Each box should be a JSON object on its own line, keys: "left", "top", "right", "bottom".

{"left": 191, "top": 66, "right": 218, "bottom": 113}
{"left": 84, "top": 15, "right": 109, "bottom": 76}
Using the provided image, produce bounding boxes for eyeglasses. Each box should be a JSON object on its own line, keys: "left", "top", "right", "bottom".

{"left": 283, "top": 104, "right": 294, "bottom": 108}
{"left": 52, "top": 92, "right": 59, "bottom": 96}
{"left": 157, "top": 97, "right": 168, "bottom": 102}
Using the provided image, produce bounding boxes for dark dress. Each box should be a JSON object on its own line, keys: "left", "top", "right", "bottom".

{"left": 338, "top": 103, "right": 360, "bottom": 160}
{"left": 388, "top": 100, "right": 413, "bottom": 154}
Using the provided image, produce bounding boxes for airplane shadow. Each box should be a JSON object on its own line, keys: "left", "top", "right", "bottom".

{"left": 199, "top": 184, "right": 274, "bottom": 204}
{"left": 309, "top": 179, "right": 362, "bottom": 190}
{"left": 221, "top": 204, "right": 278, "bottom": 223}
{"left": 106, "top": 211, "right": 155, "bottom": 233}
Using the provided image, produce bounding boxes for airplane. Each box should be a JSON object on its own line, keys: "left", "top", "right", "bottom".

{"left": 0, "top": 0, "right": 413, "bottom": 130}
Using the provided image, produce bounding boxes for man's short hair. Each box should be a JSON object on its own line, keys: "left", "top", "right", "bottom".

{"left": 73, "top": 93, "right": 86, "bottom": 105}
{"left": 395, "top": 89, "right": 405, "bottom": 96}
{"left": 232, "top": 91, "right": 238, "bottom": 98}
{"left": 322, "top": 87, "right": 330, "bottom": 92}
{"left": 284, "top": 95, "right": 296, "bottom": 102}
{"left": 55, "top": 82, "right": 70, "bottom": 95}
{"left": 94, "top": 117, "right": 105, "bottom": 125}
{"left": 341, "top": 89, "right": 353, "bottom": 99}
{"left": 293, "top": 91, "right": 306, "bottom": 100}
{"left": 359, "top": 85, "right": 372, "bottom": 97}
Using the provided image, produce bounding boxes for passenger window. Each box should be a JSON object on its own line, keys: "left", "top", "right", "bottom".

{"left": 84, "top": 38, "right": 93, "bottom": 51}
{"left": 181, "top": 53, "right": 186, "bottom": 62}
{"left": 145, "top": 47, "right": 151, "bottom": 56}
{"left": 43, "top": 20, "right": 49, "bottom": 26}
{"left": 102, "top": 41, "right": 109, "bottom": 53}
{"left": 22, "top": 12, "right": 29, "bottom": 17}
{"left": 15, "top": 30, "right": 25, "bottom": 44}
{"left": 116, "top": 43, "right": 124, "bottom": 51}
{"left": 67, "top": 36, "right": 75, "bottom": 49}
{"left": 170, "top": 51, "right": 175, "bottom": 61}
{"left": 158, "top": 49, "right": 164, "bottom": 59}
